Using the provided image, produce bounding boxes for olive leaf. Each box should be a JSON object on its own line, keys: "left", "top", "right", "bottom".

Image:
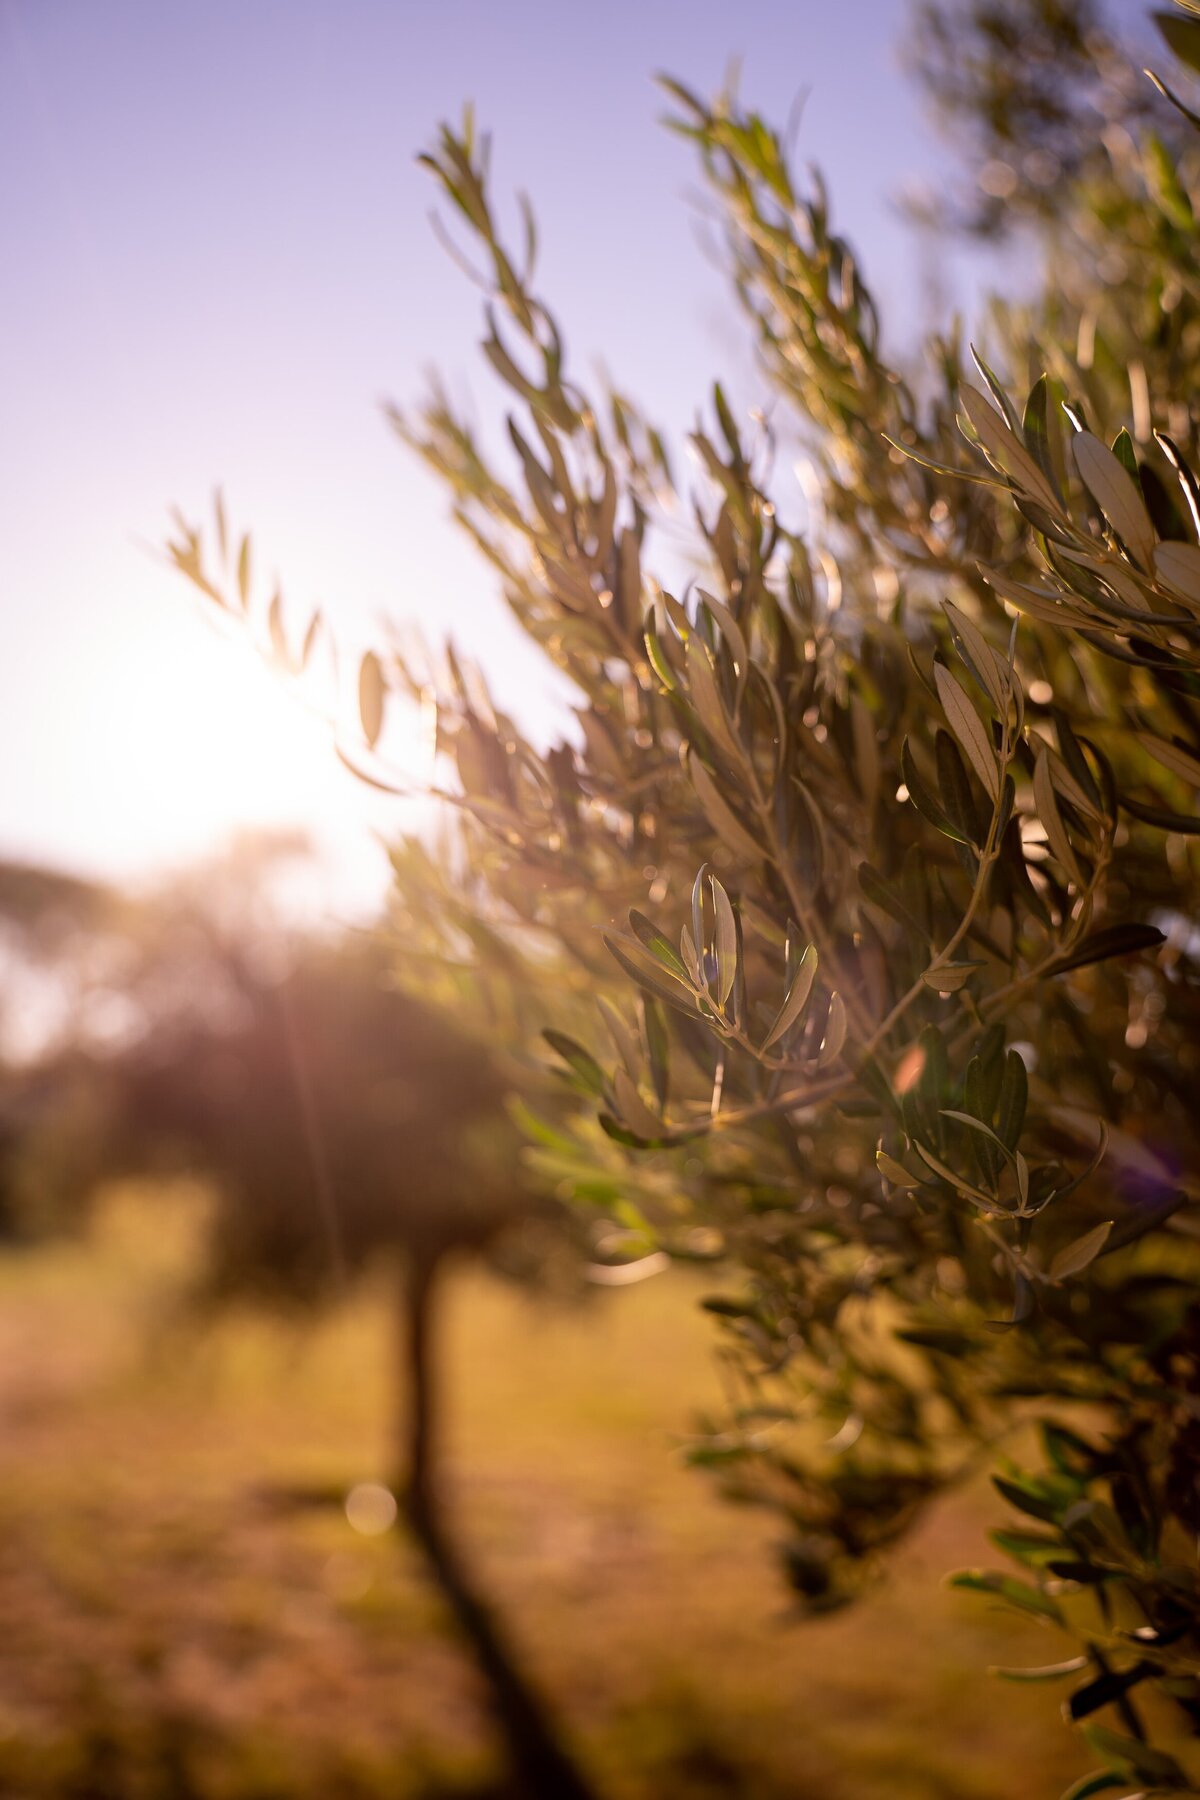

{"left": 817, "top": 992, "right": 847, "bottom": 1068}
{"left": 922, "top": 961, "right": 983, "bottom": 993}
{"left": 687, "top": 748, "right": 763, "bottom": 862}
{"left": 935, "top": 663, "right": 1000, "bottom": 802}
{"left": 943, "top": 600, "right": 1013, "bottom": 718}
{"left": 1046, "top": 923, "right": 1164, "bottom": 976}
{"left": 1049, "top": 1221, "right": 1113, "bottom": 1282}
{"left": 604, "top": 933, "right": 699, "bottom": 1014}
{"left": 613, "top": 1067, "right": 664, "bottom": 1141}
{"left": 959, "top": 383, "right": 1061, "bottom": 513}
{"left": 1138, "top": 731, "right": 1200, "bottom": 786}
{"left": 1071, "top": 431, "right": 1157, "bottom": 569}
{"left": 763, "top": 942, "right": 818, "bottom": 1049}
{"left": 710, "top": 875, "right": 738, "bottom": 1008}
{"left": 359, "top": 650, "right": 386, "bottom": 748}
{"left": 1033, "top": 746, "right": 1084, "bottom": 887}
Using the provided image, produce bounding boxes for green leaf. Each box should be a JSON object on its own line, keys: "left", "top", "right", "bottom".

{"left": 604, "top": 933, "right": 698, "bottom": 1014}
{"left": 598, "top": 997, "right": 640, "bottom": 1079}
{"left": 1042, "top": 744, "right": 1100, "bottom": 823}
{"left": 902, "top": 739, "right": 971, "bottom": 844}
{"left": 936, "top": 730, "right": 983, "bottom": 848}
{"left": 359, "top": 651, "right": 386, "bottom": 748}
{"left": 679, "top": 923, "right": 702, "bottom": 985}
{"left": 712, "top": 383, "right": 741, "bottom": 460}
{"left": 643, "top": 621, "right": 678, "bottom": 691}
{"left": 943, "top": 600, "right": 1013, "bottom": 718}
{"left": 1021, "top": 374, "right": 1063, "bottom": 504}
{"left": 710, "top": 875, "right": 738, "bottom": 1008}
{"left": 598, "top": 1111, "right": 657, "bottom": 1149}
{"left": 959, "top": 383, "right": 1060, "bottom": 512}
{"left": 922, "top": 961, "right": 983, "bottom": 994}
{"left": 763, "top": 943, "right": 818, "bottom": 1049}
{"left": 1156, "top": 7, "right": 1200, "bottom": 75}
{"left": 687, "top": 748, "right": 763, "bottom": 863}
{"left": 1047, "top": 924, "right": 1165, "bottom": 976}
{"left": 948, "top": 1568, "right": 1063, "bottom": 1623}
{"left": 990, "top": 1527, "right": 1061, "bottom": 1564}
{"left": 849, "top": 690, "right": 880, "bottom": 803}
{"left": 690, "top": 864, "right": 708, "bottom": 977}
{"left": 267, "top": 589, "right": 288, "bottom": 664}
{"left": 940, "top": 1109, "right": 1016, "bottom": 1163}
{"left": 992, "top": 1474, "right": 1060, "bottom": 1522}
{"left": 1072, "top": 431, "right": 1157, "bottom": 569}
{"left": 641, "top": 995, "right": 670, "bottom": 1109}
{"left": 997, "top": 1050, "right": 1028, "bottom": 1150}
{"left": 630, "top": 909, "right": 689, "bottom": 979}
{"left": 1082, "top": 1724, "right": 1187, "bottom": 1789}
{"left": 1049, "top": 1221, "right": 1113, "bottom": 1281}
{"left": 1110, "top": 426, "right": 1139, "bottom": 482}
{"left": 1053, "top": 709, "right": 1104, "bottom": 813}
{"left": 818, "top": 992, "right": 847, "bottom": 1068}
{"left": 1147, "top": 63, "right": 1200, "bottom": 131}
{"left": 1155, "top": 427, "right": 1200, "bottom": 536}
{"left": 969, "top": 345, "right": 1022, "bottom": 434}
{"left": 876, "top": 1148, "right": 923, "bottom": 1187}
{"left": 1058, "top": 1773, "right": 1127, "bottom": 1800}
{"left": 542, "top": 1029, "right": 608, "bottom": 1098}
{"left": 698, "top": 588, "right": 750, "bottom": 709}
{"left": 613, "top": 1067, "right": 663, "bottom": 1141}
{"left": 983, "top": 566, "right": 1093, "bottom": 631}
{"left": 1121, "top": 793, "right": 1200, "bottom": 833}
{"left": 508, "top": 1095, "right": 586, "bottom": 1156}
{"left": 907, "top": 1139, "right": 974, "bottom": 1196}
{"left": 964, "top": 1057, "right": 1001, "bottom": 1183}
{"left": 1034, "top": 747, "right": 1084, "bottom": 887}
{"left": 237, "top": 532, "right": 252, "bottom": 610}
{"left": 1137, "top": 731, "right": 1200, "bottom": 787}
{"left": 993, "top": 1656, "right": 1088, "bottom": 1683}
{"left": 934, "top": 663, "right": 1000, "bottom": 801}
{"left": 882, "top": 433, "right": 1010, "bottom": 491}
{"left": 685, "top": 633, "right": 745, "bottom": 770}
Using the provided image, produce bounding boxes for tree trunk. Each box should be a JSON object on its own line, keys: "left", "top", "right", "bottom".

{"left": 399, "top": 1243, "right": 440, "bottom": 1526}
{"left": 396, "top": 1248, "right": 601, "bottom": 1800}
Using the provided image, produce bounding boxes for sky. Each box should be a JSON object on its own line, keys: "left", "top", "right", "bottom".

{"left": 0, "top": 0, "right": 1003, "bottom": 922}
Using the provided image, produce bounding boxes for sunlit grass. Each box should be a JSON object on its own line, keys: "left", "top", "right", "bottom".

{"left": 0, "top": 1185, "right": 1089, "bottom": 1798}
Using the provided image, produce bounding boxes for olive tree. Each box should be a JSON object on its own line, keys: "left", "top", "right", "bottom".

{"left": 5, "top": 839, "right": 599, "bottom": 1799}
{"left": 170, "top": 4, "right": 1200, "bottom": 1792}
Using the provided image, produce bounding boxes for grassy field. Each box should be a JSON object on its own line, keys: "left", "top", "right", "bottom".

{"left": 0, "top": 1186, "right": 1094, "bottom": 1799}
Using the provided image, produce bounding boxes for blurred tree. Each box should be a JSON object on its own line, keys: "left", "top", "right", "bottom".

{"left": 0, "top": 838, "right": 598, "bottom": 1799}
{"left": 2, "top": 838, "right": 562, "bottom": 1513}
{"left": 169, "top": 2, "right": 1200, "bottom": 1793}
{"left": 907, "top": 0, "right": 1171, "bottom": 234}
{"left": 0, "top": 859, "right": 141, "bottom": 1240}
{"left": 115, "top": 935, "right": 525, "bottom": 1500}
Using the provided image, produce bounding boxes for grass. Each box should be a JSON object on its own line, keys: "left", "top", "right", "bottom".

{"left": 0, "top": 1184, "right": 1093, "bottom": 1799}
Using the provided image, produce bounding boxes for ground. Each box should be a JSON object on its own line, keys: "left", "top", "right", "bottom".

{"left": 0, "top": 1186, "right": 1093, "bottom": 1799}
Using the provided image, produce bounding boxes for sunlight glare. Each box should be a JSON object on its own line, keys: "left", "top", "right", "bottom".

{"left": 55, "top": 587, "right": 424, "bottom": 917}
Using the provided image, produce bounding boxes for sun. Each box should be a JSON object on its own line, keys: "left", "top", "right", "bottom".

{"left": 59, "top": 589, "right": 425, "bottom": 918}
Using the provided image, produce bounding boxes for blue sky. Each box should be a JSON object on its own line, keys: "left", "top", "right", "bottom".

{"left": 0, "top": 0, "right": 1001, "bottom": 916}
